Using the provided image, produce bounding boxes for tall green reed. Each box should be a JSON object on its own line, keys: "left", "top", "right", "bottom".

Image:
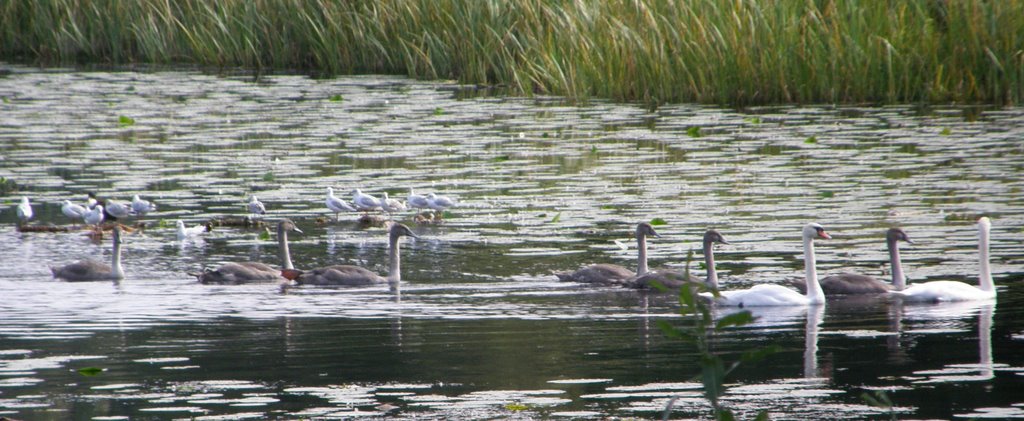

{"left": 2, "top": 0, "right": 1021, "bottom": 106}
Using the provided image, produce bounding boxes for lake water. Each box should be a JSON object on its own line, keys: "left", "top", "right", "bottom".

{"left": 1, "top": 66, "right": 1023, "bottom": 419}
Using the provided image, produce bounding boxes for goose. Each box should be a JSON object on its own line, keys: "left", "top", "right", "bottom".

{"left": 407, "top": 188, "right": 430, "bottom": 210}
{"left": 105, "top": 199, "right": 131, "bottom": 220}
{"left": 247, "top": 195, "right": 267, "bottom": 218}
{"left": 890, "top": 217, "right": 996, "bottom": 302}
{"left": 557, "top": 223, "right": 661, "bottom": 285}
{"left": 381, "top": 192, "right": 407, "bottom": 215}
{"left": 191, "top": 219, "right": 301, "bottom": 284}
{"left": 61, "top": 200, "right": 87, "bottom": 225}
{"left": 176, "top": 220, "right": 208, "bottom": 240}
{"left": 83, "top": 205, "right": 105, "bottom": 227}
{"left": 798, "top": 228, "right": 913, "bottom": 294}
{"left": 16, "top": 196, "right": 32, "bottom": 225}
{"left": 131, "top": 195, "right": 157, "bottom": 217}
{"left": 352, "top": 189, "right": 381, "bottom": 212}
{"left": 52, "top": 226, "right": 125, "bottom": 281}
{"left": 326, "top": 187, "right": 357, "bottom": 220}
{"left": 704, "top": 223, "right": 831, "bottom": 307}
{"left": 627, "top": 230, "right": 730, "bottom": 290}
{"left": 293, "top": 223, "right": 418, "bottom": 286}
{"left": 426, "top": 193, "right": 455, "bottom": 212}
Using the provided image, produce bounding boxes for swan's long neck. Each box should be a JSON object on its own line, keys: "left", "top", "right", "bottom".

{"left": 703, "top": 240, "right": 718, "bottom": 290}
{"left": 888, "top": 237, "right": 906, "bottom": 290}
{"left": 803, "top": 235, "right": 825, "bottom": 303}
{"left": 388, "top": 234, "right": 401, "bottom": 284}
{"left": 112, "top": 231, "right": 124, "bottom": 279}
{"left": 979, "top": 224, "right": 994, "bottom": 293}
{"left": 636, "top": 233, "right": 649, "bottom": 275}
{"left": 279, "top": 225, "right": 294, "bottom": 270}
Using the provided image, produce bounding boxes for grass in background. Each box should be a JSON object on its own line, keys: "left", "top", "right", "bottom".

{"left": 1, "top": 0, "right": 1021, "bottom": 106}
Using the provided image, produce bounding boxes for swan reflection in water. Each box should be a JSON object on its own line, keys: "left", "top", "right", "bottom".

{"left": 897, "top": 301, "right": 997, "bottom": 383}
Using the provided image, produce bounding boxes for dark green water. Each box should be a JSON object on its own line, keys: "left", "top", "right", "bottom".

{"left": 0, "top": 66, "right": 1022, "bottom": 419}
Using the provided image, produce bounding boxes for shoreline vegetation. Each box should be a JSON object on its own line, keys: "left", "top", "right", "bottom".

{"left": 1, "top": 1, "right": 1022, "bottom": 106}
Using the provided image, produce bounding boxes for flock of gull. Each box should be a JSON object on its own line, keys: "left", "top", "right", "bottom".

{"left": 10, "top": 190, "right": 998, "bottom": 306}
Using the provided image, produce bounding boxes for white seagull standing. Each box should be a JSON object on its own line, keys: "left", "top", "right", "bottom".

{"left": 61, "top": 200, "right": 88, "bottom": 226}
{"left": 83, "top": 205, "right": 105, "bottom": 227}
{"left": 106, "top": 199, "right": 131, "bottom": 219}
{"left": 352, "top": 189, "right": 381, "bottom": 212}
{"left": 16, "top": 196, "right": 33, "bottom": 225}
{"left": 381, "top": 192, "right": 407, "bottom": 215}
{"left": 248, "top": 195, "right": 267, "bottom": 218}
{"left": 131, "top": 195, "right": 157, "bottom": 217}
{"left": 326, "top": 187, "right": 357, "bottom": 220}
{"left": 407, "top": 188, "right": 430, "bottom": 210}
{"left": 426, "top": 193, "right": 456, "bottom": 213}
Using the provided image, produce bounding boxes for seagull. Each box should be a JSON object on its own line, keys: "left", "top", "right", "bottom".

{"left": 16, "top": 196, "right": 32, "bottom": 225}
{"left": 248, "top": 195, "right": 267, "bottom": 218}
{"left": 106, "top": 199, "right": 131, "bottom": 220}
{"left": 61, "top": 200, "right": 88, "bottom": 226}
{"left": 176, "top": 220, "right": 208, "bottom": 240}
{"left": 352, "top": 189, "right": 381, "bottom": 212}
{"left": 407, "top": 188, "right": 430, "bottom": 210}
{"left": 86, "top": 192, "right": 99, "bottom": 209}
{"left": 381, "top": 192, "right": 407, "bottom": 215}
{"left": 426, "top": 193, "right": 456, "bottom": 212}
{"left": 83, "top": 205, "right": 105, "bottom": 227}
{"left": 131, "top": 195, "right": 157, "bottom": 217}
{"left": 326, "top": 187, "right": 357, "bottom": 220}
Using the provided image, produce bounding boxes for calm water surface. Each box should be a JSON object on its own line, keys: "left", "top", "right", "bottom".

{"left": 1, "top": 66, "right": 1023, "bottom": 419}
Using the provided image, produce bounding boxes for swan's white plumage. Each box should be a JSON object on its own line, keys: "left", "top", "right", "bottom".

{"left": 890, "top": 217, "right": 995, "bottom": 302}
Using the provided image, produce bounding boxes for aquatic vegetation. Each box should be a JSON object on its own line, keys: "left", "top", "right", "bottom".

{"left": 1, "top": 1, "right": 1021, "bottom": 105}
{"left": 118, "top": 115, "right": 135, "bottom": 127}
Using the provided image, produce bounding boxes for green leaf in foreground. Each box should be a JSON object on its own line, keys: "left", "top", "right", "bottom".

{"left": 118, "top": 115, "right": 135, "bottom": 127}
{"left": 686, "top": 126, "right": 702, "bottom": 137}
{"left": 77, "top": 367, "right": 104, "bottom": 376}
{"left": 650, "top": 218, "right": 667, "bottom": 226}
{"left": 258, "top": 228, "right": 271, "bottom": 241}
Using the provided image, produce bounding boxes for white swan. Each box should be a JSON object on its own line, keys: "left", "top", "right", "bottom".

{"left": 247, "top": 195, "right": 267, "bottom": 218}
{"left": 191, "top": 220, "right": 300, "bottom": 284}
{"left": 352, "top": 189, "right": 381, "bottom": 212}
{"left": 105, "top": 199, "right": 131, "bottom": 219}
{"left": 61, "top": 200, "right": 87, "bottom": 225}
{"left": 325, "top": 187, "right": 356, "bottom": 220}
{"left": 407, "top": 188, "right": 430, "bottom": 210}
{"left": 83, "top": 205, "right": 105, "bottom": 227}
{"left": 16, "top": 196, "right": 32, "bottom": 225}
{"left": 131, "top": 195, "right": 157, "bottom": 217}
{"left": 557, "top": 223, "right": 661, "bottom": 285}
{"left": 293, "top": 223, "right": 418, "bottom": 286}
{"left": 890, "top": 217, "right": 996, "bottom": 302}
{"left": 705, "top": 223, "right": 831, "bottom": 307}
{"left": 176, "top": 220, "right": 208, "bottom": 240}
{"left": 52, "top": 226, "right": 125, "bottom": 281}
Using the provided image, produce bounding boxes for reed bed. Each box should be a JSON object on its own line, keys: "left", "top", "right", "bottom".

{"left": 2, "top": 0, "right": 1022, "bottom": 105}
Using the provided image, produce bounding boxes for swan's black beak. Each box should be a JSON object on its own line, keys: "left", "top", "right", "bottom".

{"left": 407, "top": 231, "right": 420, "bottom": 239}
{"left": 905, "top": 238, "right": 914, "bottom": 244}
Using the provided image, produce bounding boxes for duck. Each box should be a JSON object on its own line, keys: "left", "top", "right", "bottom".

{"left": 292, "top": 223, "right": 418, "bottom": 286}
{"left": 704, "top": 223, "right": 831, "bottom": 307}
{"left": 889, "top": 217, "right": 996, "bottom": 302}
{"left": 627, "top": 230, "right": 730, "bottom": 290}
{"left": 557, "top": 222, "right": 661, "bottom": 285}
{"left": 191, "top": 219, "right": 300, "bottom": 284}
{"left": 52, "top": 226, "right": 125, "bottom": 281}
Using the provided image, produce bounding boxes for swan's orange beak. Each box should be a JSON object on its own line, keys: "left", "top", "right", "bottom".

{"left": 280, "top": 269, "right": 302, "bottom": 281}
{"left": 818, "top": 230, "right": 832, "bottom": 240}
